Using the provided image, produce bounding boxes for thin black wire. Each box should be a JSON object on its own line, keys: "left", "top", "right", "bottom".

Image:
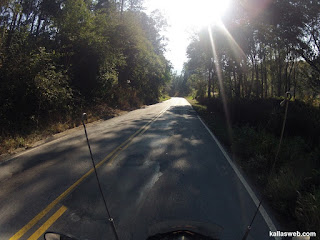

{"left": 241, "top": 201, "right": 262, "bottom": 240}
{"left": 82, "top": 118, "right": 120, "bottom": 240}
{"left": 270, "top": 95, "right": 290, "bottom": 175}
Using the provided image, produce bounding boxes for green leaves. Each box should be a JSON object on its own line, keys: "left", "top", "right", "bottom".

{"left": 183, "top": 0, "right": 320, "bottom": 100}
{"left": 0, "top": 0, "right": 170, "bottom": 134}
{"left": 57, "top": 0, "right": 93, "bottom": 42}
{"left": 32, "top": 48, "right": 72, "bottom": 112}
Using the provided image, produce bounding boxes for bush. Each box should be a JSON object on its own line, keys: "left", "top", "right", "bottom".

{"left": 232, "top": 126, "right": 277, "bottom": 172}
{"left": 295, "top": 189, "right": 320, "bottom": 232}
{"left": 265, "top": 167, "right": 301, "bottom": 217}
{"left": 190, "top": 97, "right": 320, "bottom": 236}
{"left": 202, "top": 98, "right": 320, "bottom": 148}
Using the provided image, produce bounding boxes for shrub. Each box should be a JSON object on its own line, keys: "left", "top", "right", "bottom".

{"left": 265, "top": 167, "right": 301, "bottom": 217}
{"left": 191, "top": 97, "right": 320, "bottom": 235}
{"left": 295, "top": 189, "right": 320, "bottom": 232}
{"left": 232, "top": 126, "right": 277, "bottom": 170}
{"left": 203, "top": 98, "right": 320, "bottom": 148}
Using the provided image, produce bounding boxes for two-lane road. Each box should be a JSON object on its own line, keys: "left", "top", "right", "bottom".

{"left": 0, "top": 98, "right": 278, "bottom": 240}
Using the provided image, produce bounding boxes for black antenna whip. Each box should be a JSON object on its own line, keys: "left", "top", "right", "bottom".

{"left": 241, "top": 92, "right": 292, "bottom": 240}
{"left": 82, "top": 113, "right": 120, "bottom": 240}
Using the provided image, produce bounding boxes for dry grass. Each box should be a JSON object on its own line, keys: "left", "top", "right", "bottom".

{"left": 0, "top": 102, "right": 133, "bottom": 157}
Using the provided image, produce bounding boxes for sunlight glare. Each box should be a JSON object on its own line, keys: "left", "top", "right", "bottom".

{"left": 183, "top": 0, "right": 230, "bottom": 27}
{"left": 208, "top": 26, "right": 233, "bottom": 143}
{"left": 144, "top": 0, "right": 230, "bottom": 72}
{"left": 146, "top": 0, "right": 230, "bottom": 29}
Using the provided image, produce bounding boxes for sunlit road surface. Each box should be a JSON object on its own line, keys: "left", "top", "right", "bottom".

{"left": 0, "top": 97, "right": 279, "bottom": 240}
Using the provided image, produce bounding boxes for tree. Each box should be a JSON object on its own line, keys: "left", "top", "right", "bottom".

{"left": 183, "top": 0, "right": 320, "bottom": 101}
{"left": 0, "top": 0, "right": 171, "bottom": 135}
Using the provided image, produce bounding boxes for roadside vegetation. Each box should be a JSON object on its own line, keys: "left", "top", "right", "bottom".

{"left": 0, "top": 0, "right": 171, "bottom": 155}
{"left": 187, "top": 97, "right": 320, "bottom": 233}
{"left": 170, "top": 0, "right": 320, "bottom": 236}
{"left": 1, "top": 0, "right": 319, "bottom": 234}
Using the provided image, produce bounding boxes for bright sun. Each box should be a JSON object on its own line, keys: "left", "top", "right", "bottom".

{"left": 144, "top": 0, "right": 231, "bottom": 72}
{"left": 146, "top": 0, "right": 230, "bottom": 28}
{"left": 180, "top": 0, "right": 230, "bottom": 27}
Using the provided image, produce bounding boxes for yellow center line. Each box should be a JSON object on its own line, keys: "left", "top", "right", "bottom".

{"left": 27, "top": 206, "right": 67, "bottom": 240}
{"left": 9, "top": 105, "right": 170, "bottom": 240}
{"left": 106, "top": 107, "right": 166, "bottom": 166}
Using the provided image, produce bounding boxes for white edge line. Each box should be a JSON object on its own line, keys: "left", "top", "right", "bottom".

{"left": 197, "top": 115, "right": 280, "bottom": 240}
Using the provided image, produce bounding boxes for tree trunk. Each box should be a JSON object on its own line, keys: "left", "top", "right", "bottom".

{"left": 242, "top": 73, "right": 246, "bottom": 98}
{"left": 207, "top": 70, "right": 211, "bottom": 98}
{"left": 293, "top": 65, "right": 296, "bottom": 99}
{"left": 233, "top": 68, "right": 237, "bottom": 98}
{"left": 31, "top": 13, "right": 36, "bottom": 33}
{"left": 277, "top": 49, "right": 282, "bottom": 97}
{"left": 9, "top": 11, "right": 18, "bottom": 32}
{"left": 35, "top": 15, "right": 42, "bottom": 37}
{"left": 249, "top": 55, "right": 255, "bottom": 97}
{"left": 228, "top": 70, "right": 232, "bottom": 98}
{"left": 17, "top": 13, "right": 22, "bottom": 29}
{"left": 287, "top": 60, "right": 295, "bottom": 91}
{"left": 261, "top": 60, "right": 264, "bottom": 98}
{"left": 212, "top": 69, "right": 215, "bottom": 98}
{"left": 255, "top": 63, "right": 259, "bottom": 97}
{"left": 237, "top": 71, "right": 242, "bottom": 98}
{"left": 285, "top": 59, "right": 289, "bottom": 91}
{"left": 121, "top": 0, "right": 125, "bottom": 15}
{"left": 264, "top": 53, "right": 268, "bottom": 98}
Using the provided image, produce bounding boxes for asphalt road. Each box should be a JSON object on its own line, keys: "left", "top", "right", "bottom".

{"left": 0, "top": 97, "right": 279, "bottom": 240}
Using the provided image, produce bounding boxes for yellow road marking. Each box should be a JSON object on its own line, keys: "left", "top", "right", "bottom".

{"left": 106, "top": 107, "right": 168, "bottom": 166}
{"left": 27, "top": 206, "right": 67, "bottom": 240}
{"left": 10, "top": 105, "right": 170, "bottom": 240}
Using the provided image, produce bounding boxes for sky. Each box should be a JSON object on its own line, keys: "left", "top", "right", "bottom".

{"left": 143, "top": 0, "right": 195, "bottom": 74}
{"left": 143, "top": 0, "right": 230, "bottom": 74}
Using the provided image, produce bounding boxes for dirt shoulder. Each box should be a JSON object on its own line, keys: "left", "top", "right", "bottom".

{"left": 0, "top": 106, "right": 137, "bottom": 163}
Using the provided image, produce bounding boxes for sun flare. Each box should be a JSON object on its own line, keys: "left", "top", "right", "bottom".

{"left": 181, "top": 0, "right": 231, "bottom": 28}
{"left": 146, "top": 0, "right": 230, "bottom": 28}
{"left": 144, "top": 0, "right": 231, "bottom": 72}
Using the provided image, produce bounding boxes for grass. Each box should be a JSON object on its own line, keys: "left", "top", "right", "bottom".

{"left": 0, "top": 102, "right": 129, "bottom": 157}
{"left": 186, "top": 96, "right": 320, "bottom": 238}
{"left": 1, "top": 121, "right": 83, "bottom": 156}
{"left": 0, "top": 94, "right": 173, "bottom": 157}
{"left": 159, "top": 94, "right": 171, "bottom": 102}
{"left": 1, "top": 94, "right": 172, "bottom": 156}
{"left": 187, "top": 96, "right": 231, "bottom": 146}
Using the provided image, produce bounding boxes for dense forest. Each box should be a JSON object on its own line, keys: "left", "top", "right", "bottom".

{"left": 172, "top": 0, "right": 320, "bottom": 102}
{"left": 170, "top": 0, "right": 320, "bottom": 234}
{"left": 0, "top": 0, "right": 171, "bottom": 146}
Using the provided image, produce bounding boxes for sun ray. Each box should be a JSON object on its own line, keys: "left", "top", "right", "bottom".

{"left": 208, "top": 26, "right": 233, "bottom": 143}
{"left": 218, "top": 21, "right": 247, "bottom": 62}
